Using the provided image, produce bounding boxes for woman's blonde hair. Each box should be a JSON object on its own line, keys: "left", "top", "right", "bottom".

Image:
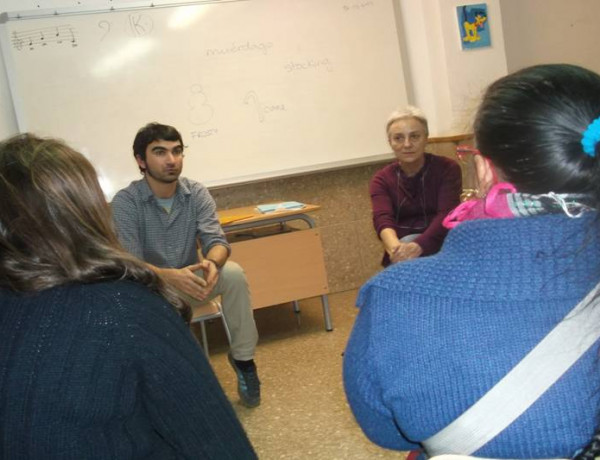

{"left": 386, "top": 105, "right": 429, "bottom": 137}
{"left": 0, "top": 134, "right": 190, "bottom": 321}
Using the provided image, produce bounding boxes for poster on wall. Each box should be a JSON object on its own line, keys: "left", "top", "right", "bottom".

{"left": 456, "top": 3, "right": 491, "bottom": 50}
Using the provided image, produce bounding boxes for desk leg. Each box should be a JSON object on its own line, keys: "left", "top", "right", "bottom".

{"left": 321, "top": 294, "right": 333, "bottom": 331}
{"left": 292, "top": 300, "right": 301, "bottom": 327}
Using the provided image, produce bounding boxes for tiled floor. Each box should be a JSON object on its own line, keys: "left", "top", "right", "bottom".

{"left": 193, "top": 290, "right": 408, "bottom": 460}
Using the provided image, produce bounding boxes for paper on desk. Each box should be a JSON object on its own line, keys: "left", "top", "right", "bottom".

{"left": 255, "top": 201, "right": 305, "bottom": 213}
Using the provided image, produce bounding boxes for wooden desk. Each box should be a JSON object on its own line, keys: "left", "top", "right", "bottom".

{"left": 218, "top": 203, "right": 321, "bottom": 230}
{"left": 218, "top": 204, "right": 332, "bottom": 331}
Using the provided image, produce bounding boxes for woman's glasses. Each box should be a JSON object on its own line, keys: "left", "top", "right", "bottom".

{"left": 456, "top": 144, "right": 481, "bottom": 161}
{"left": 455, "top": 144, "right": 482, "bottom": 201}
{"left": 455, "top": 144, "right": 499, "bottom": 200}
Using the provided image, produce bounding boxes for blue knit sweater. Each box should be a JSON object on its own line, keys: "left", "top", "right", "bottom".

{"left": 343, "top": 213, "right": 600, "bottom": 458}
{"left": 0, "top": 280, "right": 256, "bottom": 459}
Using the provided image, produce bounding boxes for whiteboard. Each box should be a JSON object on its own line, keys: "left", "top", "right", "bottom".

{"left": 0, "top": 0, "right": 408, "bottom": 199}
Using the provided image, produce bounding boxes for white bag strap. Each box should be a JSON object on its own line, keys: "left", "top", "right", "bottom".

{"left": 423, "top": 282, "right": 600, "bottom": 456}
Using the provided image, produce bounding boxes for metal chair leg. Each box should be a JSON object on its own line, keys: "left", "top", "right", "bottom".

{"left": 321, "top": 294, "right": 333, "bottom": 331}
{"left": 200, "top": 320, "right": 210, "bottom": 358}
{"left": 218, "top": 303, "right": 232, "bottom": 344}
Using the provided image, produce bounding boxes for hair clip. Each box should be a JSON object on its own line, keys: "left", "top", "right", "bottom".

{"left": 581, "top": 116, "right": 600, "bottom": 157}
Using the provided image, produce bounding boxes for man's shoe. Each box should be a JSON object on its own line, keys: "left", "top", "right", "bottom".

{"left": 227, "top": 353, "right": 261, "bottom": 408}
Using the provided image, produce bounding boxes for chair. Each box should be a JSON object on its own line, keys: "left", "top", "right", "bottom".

{"left": 191, "top": 297, "right": 232, "bottom": 358}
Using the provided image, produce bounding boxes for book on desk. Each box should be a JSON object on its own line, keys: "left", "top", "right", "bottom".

{"left": 255, "top": 201, "right": 305, "bottom": 213}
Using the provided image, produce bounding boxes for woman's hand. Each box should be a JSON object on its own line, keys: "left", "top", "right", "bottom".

{"left": 390, "top": 242, "right": 423, "bottom": 263}
{"left": 381, "top": 228, "right": 423, "bottom": 263}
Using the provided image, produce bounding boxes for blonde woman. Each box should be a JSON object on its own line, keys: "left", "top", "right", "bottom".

{"left": 370, "top": 106, "right": 462, "bottom": 266}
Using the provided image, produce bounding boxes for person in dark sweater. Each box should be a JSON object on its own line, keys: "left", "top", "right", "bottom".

{"left": 370, "top": 106, "right": 462, "bottom": 267}
{"left": 0, "top": 134, "right": 256, "bottom": 459}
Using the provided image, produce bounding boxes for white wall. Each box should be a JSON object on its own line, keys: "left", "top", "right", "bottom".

{"left": 398, "top": 0, "right": 452, "bottom": 135}
{"left": 398, "top": 0, "right": 507, "bottom": 135}
{"left": 438, "top": 0, "right": 507, "bottom": 133}
{"left": 500, "top": 0, "right": 600, "bottom": 74}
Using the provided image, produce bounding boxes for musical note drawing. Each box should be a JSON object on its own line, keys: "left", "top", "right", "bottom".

{"left": 98, "top": 20, "right": 111, "bottom": 41}
{"left": 11, "top": 24, "right": 78, "bottom": 51}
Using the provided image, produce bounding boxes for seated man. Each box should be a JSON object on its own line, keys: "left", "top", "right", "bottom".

{"left": 112, "top": 122, "right": 260, "bottom": 408}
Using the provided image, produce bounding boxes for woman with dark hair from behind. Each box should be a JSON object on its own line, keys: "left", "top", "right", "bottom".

{"left": 343, "top": 64, "right": 600, "bottom": 458}
{"left": 0, "top": 134, "right": 256, "bottom": 459}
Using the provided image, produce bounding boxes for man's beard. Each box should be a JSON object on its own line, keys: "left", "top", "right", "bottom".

{"left": 145, "top": 165, "right": 181, "bottom": 184}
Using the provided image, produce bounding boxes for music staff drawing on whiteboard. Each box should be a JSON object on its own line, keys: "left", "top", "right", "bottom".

{"left": 11, "top": 25, "right": 77, "bottom": 51}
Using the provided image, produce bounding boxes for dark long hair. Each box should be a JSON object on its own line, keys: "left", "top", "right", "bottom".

{"left": 0, "top": 133, "right": 191, "bottom": 322}
{"left": 474, "top": 64, "right": 600, "bottom": 459}
{"left": 474, "top": 64, "right": 600, "bottom": 201}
